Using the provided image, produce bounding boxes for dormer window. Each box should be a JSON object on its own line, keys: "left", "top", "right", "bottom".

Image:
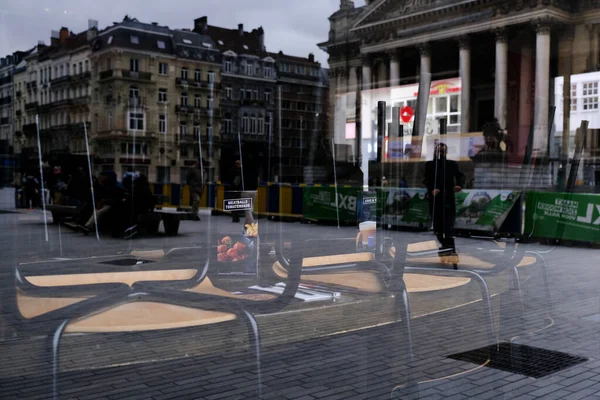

{"left": 130, "top": 36, "right": 139, "bottom": 44}
{"left": 107, "top": 36, "right": 113, "bottom": 44}
{"left": 183, "top": 39, "right": 192, "bottom": 45}
{"left": 202, "top": 42, "right": 212, "bottom": 48}
{"left": 157, "top": 40, "right": 165, "bottom": 49}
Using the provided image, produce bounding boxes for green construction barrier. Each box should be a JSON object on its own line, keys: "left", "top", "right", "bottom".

{"left": 525, "top": 191, "right": 600, "bottom": 243}
{"left": 303, "top": 186, "right": 361, "bottom": 223}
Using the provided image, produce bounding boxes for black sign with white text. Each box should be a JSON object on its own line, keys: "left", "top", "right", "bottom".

{"left": 224, "top": 198, "right": 253, "bottom": 211}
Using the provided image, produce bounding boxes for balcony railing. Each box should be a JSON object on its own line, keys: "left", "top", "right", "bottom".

{"left": 195, "top": 107, "right": 221, "bottom": 118}
{"left": 0, "top": 96, "right": 11, "bottom": 106}
{"left": 176, "top": 78, "right": 220, "bottom": 91}
{"left": 240, "top": 98, "right": 266, "bottom": 107}
{"left": 73, "top": 71, "right": 91, "bottom": 81}
{"left": 178, "top": 134, "right": 194, "bottom": 143}
{"left": 73, "top": 96, "right": 90, "bottom": 106}
{"left": 127, "top": 97, "right": 146, "bottom": 109}
{"left": 50, "top": 75, "right": 71, "bottom": 85}
{"left": 175, "top": 104, "right": 194, "bottom": 114}
{"left": 99, "top": 70, "right": 114, "bottom": 80}
{"left": 70, "top": 121, "right": 91, "bottom": 132}
{"left": 39, "top": 99, "right": 73, "bottom": 112}
{"left": 22, "top": 123, "right": 37, "bottom": 135}
{"left": 25, "top": 101, "right": 39, "bottom": 111}
{"left": 121, "top": 70, "right": 152, "bottom": 81}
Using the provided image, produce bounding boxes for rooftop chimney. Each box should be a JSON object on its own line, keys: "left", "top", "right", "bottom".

{"left": 7, "top": 55, "right": 14, "bottom": 65}
{"left": 194, "top": 16, "right": 208, "bottom": 33}
{"left": 238, "top": 23, "right": 244, "bottom": 36}
{"left": 257, "top": 26, "right": 265, "bottom": 52}
{"left": 59, "top": 27, "right": 69, "bottom": 43}
{"left": 87, "top": 27, "right": 97, "bottom": 42}
{"left": 0, "top": 59, "right": 6, "bottom": 67}
{"left": 308, "top": 53, "right": 315, "bottom": 62}
{"left": 51, "top": 30, "right": 60, "bottom": 46}
{"left": 340, "top": 0, "right": 355, "bottom": 9}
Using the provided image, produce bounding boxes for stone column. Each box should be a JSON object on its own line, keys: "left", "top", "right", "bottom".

{"left": 518, "top": 36, "right": 534, "bottom": 162}
{"left": 494, "top": 29, "right": 508, "bottom": 129}
{"left": 348, "top": 66, "right": 358, "bottom": 93}
{"left": 360, "top": 55, "right": 373, "bottom": 189}
{"left": 533, "top": 22, "right": 552, "bottom": 155}
{"left": 376, "top": 56, "right": 388, "bottom": 88}
{"left": 362, "top": 56, "right": 372, "bottom": 91}
{"left": 335, "top": 68, "right": 343, "bottom": 95}
{"left": 559, "top": 27, "right": 575, "bottom": 162}
{"left": 416, "top": 43, "right": 431, "bottom": 137}
{"left": 389, "top": 50, "right": 400, "bottom": 88}
{"left": 458, "top": 36, "right": 471, "bottom": 133}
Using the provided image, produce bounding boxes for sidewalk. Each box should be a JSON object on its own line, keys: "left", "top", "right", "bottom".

{"left": 0, "top": 187, "right": 15, "bottom": 211}
{"left": 1, "top": 209, "right": 600, "bottom": 399}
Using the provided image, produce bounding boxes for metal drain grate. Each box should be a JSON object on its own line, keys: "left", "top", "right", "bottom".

{"left": 100, "top": 258, "right": 152, "bottom": 266}
{"left": 448, "top": 342, "right": 587, "bottom": 379}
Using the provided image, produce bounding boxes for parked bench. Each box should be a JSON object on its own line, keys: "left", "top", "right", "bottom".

{"left": 48, "top": 205, "right": 196, "bottom": 236}
{"left": 142, "top": 209, "right": 198, "bottom": 236}
{"left": 47, "top": 204, "right": 82, "bottom": 224}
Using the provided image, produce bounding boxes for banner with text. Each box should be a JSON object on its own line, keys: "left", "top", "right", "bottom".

{"left": 525, "top": 192, "right": 600, "bottom": 243}
{"left": 454, "top": 190, "right": 521, "bottom": 232}
{"left": 303, "top": 187, "right": 361, "bottom": 222}
{"left": 379, "top": 188, "right": 430, "bottom": 228}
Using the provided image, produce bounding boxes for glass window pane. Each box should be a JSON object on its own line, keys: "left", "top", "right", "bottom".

{"left": 450, "top": 95, "right": 459, "bottom": 113}
{"left": 435, "top": 97, "right": 448, "bottom": 113}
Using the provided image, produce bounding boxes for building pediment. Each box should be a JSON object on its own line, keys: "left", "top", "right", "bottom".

{"left": 352, "top": 0, "right": 480, "bottom": 30}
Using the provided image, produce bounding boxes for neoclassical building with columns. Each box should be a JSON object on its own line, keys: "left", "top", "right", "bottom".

{"left": 320, "top": 0, "right": 600, "bottom": 185}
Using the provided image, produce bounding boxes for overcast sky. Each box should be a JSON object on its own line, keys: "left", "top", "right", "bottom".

{"left": 0, "top": 0, "right": 366, "bottom": 66}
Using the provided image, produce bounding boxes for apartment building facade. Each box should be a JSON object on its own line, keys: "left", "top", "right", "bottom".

{"left": 0, "top": 53, "right": 26, "bottom": 184}
{"left": 194, "top": 17, "right": 276, "bottom": 183}
{"left": 272, "top": 51, "right": 329, "bottom": 182}
{"left": 90, "top": 17, "right": 222, "bottom": 183}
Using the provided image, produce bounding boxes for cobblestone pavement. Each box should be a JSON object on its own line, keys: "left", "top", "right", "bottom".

{"left": 1, "top": 187, "right": 600, "bottom": 399}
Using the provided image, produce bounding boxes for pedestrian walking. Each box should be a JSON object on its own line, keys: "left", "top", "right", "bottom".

{"left": 423, "top": 143, "right": 465, "bottom": 256}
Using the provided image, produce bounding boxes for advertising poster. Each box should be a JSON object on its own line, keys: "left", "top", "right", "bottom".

{"left": 303, "top": 186, "right": 361, "bottom": 222}
{"left": 216, "top": 190, "right": 259, "bottom": 278}
{"left": 379, "top": 188, "right": 430, "bottom": 228}
{"left": 454, "top": 190, "right": 520, "bottom": 232}
{"left": 525, "top": 192, "right": 600, "bottom": 243}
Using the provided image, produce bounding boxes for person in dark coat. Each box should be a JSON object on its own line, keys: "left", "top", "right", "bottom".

{"left": 78, "top": 171, "right": 125, "bottom": 234}
{"left": 423, "top": 143, "right": 465, "bottom": 255}
{"left": 186, "top": 161, "right": 204, "bottom": 217}
{"left": 117, "top": 173, "right": 155, "bottom": 238}
{"left": 230, "top": 159, "right": 243, "bottom": 223}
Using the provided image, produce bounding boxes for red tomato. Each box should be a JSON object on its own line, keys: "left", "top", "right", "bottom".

{"left": 217, "top": 245, "right": 228, "bottom": 254}
{"left": 227, "top": 248, "right": 238, "bottom": 258}
{"left": 221, "top": 236, "right": 232, "bottom": 245}
{"left": 233, "top": 242, "right": 246, "bottom": 252}
{"left": 217, "top": 253, "right": 230, "bottom": 262}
